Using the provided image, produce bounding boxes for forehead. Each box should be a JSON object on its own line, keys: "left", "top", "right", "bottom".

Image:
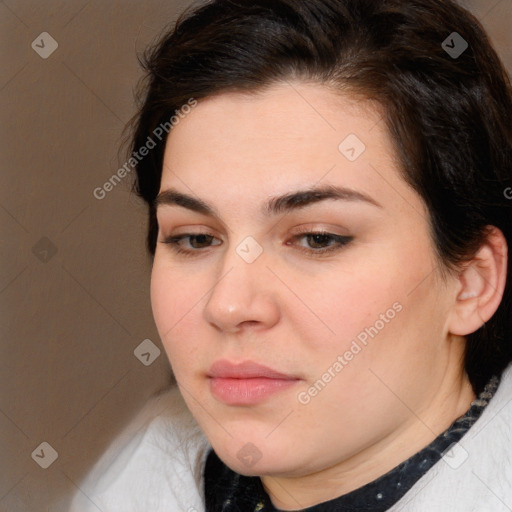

{"left": 164, "top": 83, "right": 385, "bottom": 158}
{"left": 159, "top": 83, "right": 421, "bottom": 217}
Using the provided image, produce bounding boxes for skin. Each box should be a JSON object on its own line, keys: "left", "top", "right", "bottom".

{"left": 150, "top": 83, "right": 479, "bottom": 510}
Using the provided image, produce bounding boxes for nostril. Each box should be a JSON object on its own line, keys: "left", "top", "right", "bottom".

{"left": 239, "top": 320, "right": 260, "bottom": 328}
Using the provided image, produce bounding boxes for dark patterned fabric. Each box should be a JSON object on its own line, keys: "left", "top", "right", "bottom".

{"left": 204, "top": 375, "right": 500, "bottom": 512}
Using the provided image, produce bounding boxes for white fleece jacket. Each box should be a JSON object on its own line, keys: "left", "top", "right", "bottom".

{"left": 69, "top": 364, "right": 512, "bottom": 512}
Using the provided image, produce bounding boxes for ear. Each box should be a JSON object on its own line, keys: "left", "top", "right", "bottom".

{"left": 448, "top": 226, "right": 508, "bottom": 336}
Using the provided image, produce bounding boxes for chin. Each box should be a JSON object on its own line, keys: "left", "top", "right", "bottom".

{"left": 211, "top": 436, "right": 306, "bottom": 478}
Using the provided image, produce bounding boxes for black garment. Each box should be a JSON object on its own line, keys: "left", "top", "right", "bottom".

{"left": 204, "top": 375, "right": 499, "bottom": 512}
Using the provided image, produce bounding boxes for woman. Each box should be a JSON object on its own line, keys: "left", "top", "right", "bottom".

{"left": 71, "top": 0, "right": 512, "bottom": 510}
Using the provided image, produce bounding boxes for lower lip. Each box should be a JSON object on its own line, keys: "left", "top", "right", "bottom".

{"left": 209, "top": 377, "right": 299, "bottom": 405}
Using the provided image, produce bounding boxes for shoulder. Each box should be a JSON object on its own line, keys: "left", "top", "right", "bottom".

{"left": 69, "top": 386, "right": 211, "bottom": 512}
{"left": 391, "top": 363, "right": 512, "bottom": 512}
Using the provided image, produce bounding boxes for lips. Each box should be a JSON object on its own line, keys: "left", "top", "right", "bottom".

{"left": 208, "top": 360, "right": 298, "bottom": 379}
{"left": 207, "top": 360, "right": 301, "bottom": 405}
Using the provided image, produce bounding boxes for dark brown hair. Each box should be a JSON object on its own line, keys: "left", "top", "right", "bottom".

{"left": 130, "top": 0, "right": 512, "bottom": 393}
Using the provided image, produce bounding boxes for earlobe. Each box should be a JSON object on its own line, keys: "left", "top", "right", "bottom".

{"left": 448, "top": 227, "right": 508, "bottom": 337}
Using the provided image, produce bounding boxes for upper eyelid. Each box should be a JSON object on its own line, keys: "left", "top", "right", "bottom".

{"left": 161, "top": 228, "right": 348, "bottom": 239}
{"left": 158, "top": 221, "right": 350, "bottom": 235}
{"left": 156, "top": 216, "right": 233, "bottom": 237}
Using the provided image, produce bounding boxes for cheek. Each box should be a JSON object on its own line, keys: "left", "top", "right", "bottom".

{"left": 294, "top": 242, "right": 437, "bottom": 375}
{"left": 150, "top": 263, "right": 206, "bottom": 368}
{"left": 289, "top": 258, "right": 402, "bottom": 353}
{"left": 309, "top": 267, "right": 447, "bottom": 414}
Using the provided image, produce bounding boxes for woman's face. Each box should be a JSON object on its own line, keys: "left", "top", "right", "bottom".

{"left": 151, "top": 83, "right": 467, "bottom": 488}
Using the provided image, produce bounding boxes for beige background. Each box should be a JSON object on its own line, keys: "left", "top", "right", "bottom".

{"left": 1, "top": 0, "right": 511, "bottom": 510}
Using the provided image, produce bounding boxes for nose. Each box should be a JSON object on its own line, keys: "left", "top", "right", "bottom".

{"left": 203, "top": 245, "right": 280, "bottom": 334}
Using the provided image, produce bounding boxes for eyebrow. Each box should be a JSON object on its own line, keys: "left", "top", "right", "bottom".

{"left": 154, "top": 185, "right": 382, "bottom": 217}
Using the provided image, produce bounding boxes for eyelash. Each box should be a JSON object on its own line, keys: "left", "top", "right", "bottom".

{"left": 159, "top": 231, "right": 353, "bottom": 258}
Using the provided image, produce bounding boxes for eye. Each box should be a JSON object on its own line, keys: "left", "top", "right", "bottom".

{"left": 303, "top": 233, "right": 338, "bottom": 249}
{"left": 183, "top": 234, "right": 217, "bottom": 249}
{"left": 289, "top": 231, "right": 354, "bottom": 256}
{"left": 160, "top": 233, "right": 222, "bottom": 255}
{"left": 159, "top": 230, "right": 353, "bottom": 258}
